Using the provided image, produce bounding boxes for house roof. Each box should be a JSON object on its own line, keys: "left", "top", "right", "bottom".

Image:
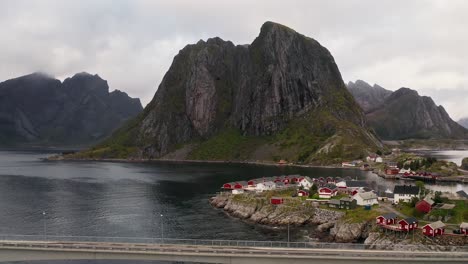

{"left": 460, "top": 222, "right": 468, "bottom": 229}
{"left": 346, "top": 181, "right": 369, "bottom": 188}
{"left": 381, "top": 213, "right": 398, "bottom": 219}
{"left": 435, "top": 203, "right": 456, "bottom": 210}
{"left": 356, "top": 191, "right": 377, "bottom": 200}
{"left": 393, "top": 185, "right": 420, "bottom": 195}
{"left": 235, "top": 181, "right": 248, "bottom": 185}
{"left": 327, "top": 199, "right": 341, "bottom": 205}
{"left": 456, "top": 190, "right": 468, "bottom": 198}
{"left": 401, "top": 217, "right": 418, "bottom": 224}
{"left": 340, "top": 197, "right": 354, "bottom": 202}
{"left": 321, "top": 184, "right": 337, "bottom": 189}
{"left": 423, "top": 196, "right": 435, "bottom": 205}
{"left": 426, "top": 221, "right": 445, "bottom": 229}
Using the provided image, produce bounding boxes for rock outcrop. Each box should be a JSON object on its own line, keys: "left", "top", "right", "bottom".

{"left": 0, "top": 72, "right": 143, "bottom": 146}
{"left": 78, "top": 21, "right": 382, "bottom": 163}
{"left": 461, "top": 157, "right": 468, "bottom": 170}
{"left": 329, "top": 220, "right": 370, "bottom": 243}
{"left": 209, "top": 193, "right": 343, "bottom": 226}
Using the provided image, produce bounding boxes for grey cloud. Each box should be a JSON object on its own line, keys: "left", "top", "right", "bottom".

{"left": 0, "top": 0, "right": 467, "bottom": 119}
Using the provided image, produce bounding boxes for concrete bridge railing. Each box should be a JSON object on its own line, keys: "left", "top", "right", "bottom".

{"left": 0, "top": 234, "right": 467, "bottom": 252}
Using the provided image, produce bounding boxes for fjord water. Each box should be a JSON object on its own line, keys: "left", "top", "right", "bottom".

{"left": 0, "top": 150, "right": 366, "bottom": 240}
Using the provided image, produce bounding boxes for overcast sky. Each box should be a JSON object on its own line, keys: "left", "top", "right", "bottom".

{"left": 1, "top": 0, "right": 467, "bottom": 120}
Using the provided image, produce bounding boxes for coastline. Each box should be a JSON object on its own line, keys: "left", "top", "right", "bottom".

{"left": 45, "top": 155, "right": 355, "bottom": 170}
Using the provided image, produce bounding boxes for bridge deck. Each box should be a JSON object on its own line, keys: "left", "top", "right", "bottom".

{"left": 0, "top": 239, "right": 467, "bottom": 264}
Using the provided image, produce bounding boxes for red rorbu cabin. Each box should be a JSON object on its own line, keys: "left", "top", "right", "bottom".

{"left": 422, "top": 221, "right": 445, "bottom": 237}
{"left": 270, "top": 197, "right": 284, "bottom": 205}
{"left": 297, "top": 190, "right": 309, "bottom": 197}
{"left": 223, "top": 182, "right": 234, "bottom": 190}
{"left": 415, "top": 198, "right": 434, "bottom": 213}
{"left": 398, "top": 217, "right": 418, "bottom": 231}
{"left": 376, "top": 213, "right": 398, "bottom": 225}
{"left": 233, "top": 181, "right": 248, "bottom": 189}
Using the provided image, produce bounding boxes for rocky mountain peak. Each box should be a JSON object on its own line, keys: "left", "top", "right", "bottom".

{"left": 63, "top": 72, "right": 109, "bottom": 97}
{"left": 83, "top": 22, "right": 381, "bottom": 163}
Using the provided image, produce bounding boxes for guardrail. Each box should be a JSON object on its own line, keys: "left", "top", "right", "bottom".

{"left": 0, "top": 234, "right": 466, "bottom": 252}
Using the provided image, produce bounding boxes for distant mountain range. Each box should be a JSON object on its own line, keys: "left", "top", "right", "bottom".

{"left": 458, "top": 118, "right": 468, "bottom": 129}
{"left": 72, "top": 21, "right": 382, "bottom": 164}
{"left": 0, "top": 72, "right": 143, "bottom": 146}
{"left": 347, "top": 80, "right": 468, "bottom": 140}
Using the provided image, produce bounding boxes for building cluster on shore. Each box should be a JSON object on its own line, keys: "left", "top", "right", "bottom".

{"left": 376, "top": 213, "right": 468, "bottom": 237}
{"left": 221, "top": 174, "right": 467, "bottom": 239}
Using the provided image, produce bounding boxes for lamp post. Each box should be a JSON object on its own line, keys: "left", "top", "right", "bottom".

{"left": 160, "top": 214, "right": 164, "bottom": 243}
{"left": 287, "top": 223, "right": 290, "bottom": 247}
{"left": 42, "top": 211, "right": 47, "bottom": 240}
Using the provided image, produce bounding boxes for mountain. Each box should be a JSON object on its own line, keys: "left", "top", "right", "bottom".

{"left": 347, "top": 80, "right": 392, "bottom": 112}
{"left": 0, "top": 72, "right": 143, "bottom": 146}
{"left": 458, "top": 118, "right": 468, "bottom": 129}
{"left": 366, "top": 88, "right": 468, "bottom": 139}
{"left": 77, "top": 22, "right": 382, "bottom": 164}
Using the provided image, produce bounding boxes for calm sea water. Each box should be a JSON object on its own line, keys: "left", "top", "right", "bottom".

{"left": 0, "top": 149, "right": 466, "bottom": 263}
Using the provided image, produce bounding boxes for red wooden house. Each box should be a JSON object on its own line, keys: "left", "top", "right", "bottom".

{"left": 233, "top": 181, "right": 248, "bottom": 189}
{"left": 422, "top": 221, "right": 445, "bottom": 237}
{"left": 223, "top": 182, "right": 235, "bottom": 189}
{"left": 415, "top": 197, "right": 434, "bottom": 213}
{"left": 386, "top": 168, "right": 399, "bottom": 175}
{"left": 318, "top": 185, "right": 337, "bottom": 199}
{"left": 376, "top": 213, "right": 398, "bottom": 225}
{"left": 270, "top": 197, "right": 284, "bottom": 205}
{"left": 298, "top": 190, "right": 309, "bottom": 197}
{"left": 398, "top": 217, "right": 418, "bottom": 231}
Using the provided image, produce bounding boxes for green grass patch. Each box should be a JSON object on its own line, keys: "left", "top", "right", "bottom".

{"left": 343, "top": 205, "right": 381, "bottom": 223}
{"left": 188, "top": 129, "right": 267, "bottom": 160}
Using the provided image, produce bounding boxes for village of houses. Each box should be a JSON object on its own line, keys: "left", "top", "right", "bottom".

{"left": 221, "top": 173, "right": 468, "bottom": 238}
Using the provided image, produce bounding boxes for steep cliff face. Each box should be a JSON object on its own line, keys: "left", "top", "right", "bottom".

{"left": 0, "top": 72, "right": 142, "bottom": 145}
{"left": 366, "top": 88, "right": 468, "bottom": 139}
{"left": 86, "top": 22, "right": 381, "bottom": 163}
{"left": 347, "top": 80, "right": 392, "bottom": 113}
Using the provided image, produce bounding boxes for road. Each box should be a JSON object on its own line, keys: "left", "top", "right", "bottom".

{"left": 0, "top": 240, "right": 467, "bottom": 263}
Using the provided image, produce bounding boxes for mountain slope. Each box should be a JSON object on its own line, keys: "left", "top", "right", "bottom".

{"left": 458, "top": 118, "right": 468, "bottom": 129}
{"left": 0, "top": 72, "right": 143, "bottom": 145}
{"left": 77, "top": 22, "right": 381, "bottom": 164}
{"left": 347, "top": 80, "right": 392, "bottom": 112}
{"left": 366, "top": 88, "right": 468, "bottom": 139}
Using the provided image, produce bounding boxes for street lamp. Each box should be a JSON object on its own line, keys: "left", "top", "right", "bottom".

{"left": 160, "top": 214, "right": 164, "bottom": 243}
{"left": 42, "top": 211, "right": 47, "bottom": 240}
{"left": 287, "top": 223, "right": 290, "bottom": 247}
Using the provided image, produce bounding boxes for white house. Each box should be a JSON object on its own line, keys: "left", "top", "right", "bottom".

{"left": 399, "top": 168, "right": 411, "bottom": 174}
{"left": 232, "top": 189, "right": 244, "bottom": 194}
{"left": 375, "top": 157, "right": 383, "bottom": 163}
{"left": 353, "top": 191, "right": 378, "bottom": 206}
{"left": 298, "top": 176, "right": 313, "bottom": 189}
{"left": 393, "top": 185, "right": 420, "bottom": 203}
{"left": 336, "top": 181, "right": 347, "bottom": 188}
{"left": 255, "top": 181, "right": 276, "bottom": 192}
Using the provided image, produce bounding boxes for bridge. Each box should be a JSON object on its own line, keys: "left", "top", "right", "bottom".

{"left": 0, "top": 235, "right": 466, "bottom": 263}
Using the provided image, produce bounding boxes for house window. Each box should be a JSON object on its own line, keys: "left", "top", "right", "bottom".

{"left": 429, "top": 229, "right": 433, "bottom": 234}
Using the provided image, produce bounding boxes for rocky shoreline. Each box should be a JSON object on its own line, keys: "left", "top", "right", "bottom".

{"left": 209, "top": 193, "right": 371, "bottom": 243}
{"left": 209, "top": 193, "right": 468, "bottom": 249}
